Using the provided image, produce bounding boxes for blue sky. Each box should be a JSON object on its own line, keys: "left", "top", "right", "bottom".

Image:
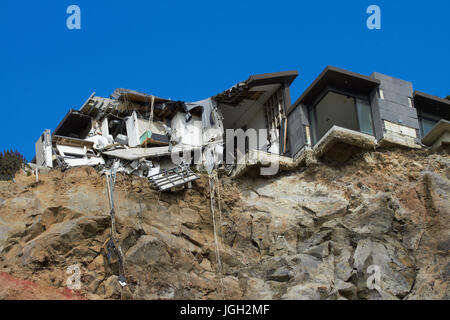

{"left": 1, "top": 0, "right": 449, "bottom": 160}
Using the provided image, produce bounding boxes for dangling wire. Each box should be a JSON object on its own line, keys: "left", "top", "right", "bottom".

{"left": 209, "top": 172, "right": 225, "bottom": 299}
{"left": 105, "top": 164, "right": 127, "bottom": 299}
{"left": 214, "top": 172, "right": 224, "bottom": 245}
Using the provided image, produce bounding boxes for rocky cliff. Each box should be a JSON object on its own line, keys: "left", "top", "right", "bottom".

{"left": 0, "top": 148, "right": 449, "bottom": 300}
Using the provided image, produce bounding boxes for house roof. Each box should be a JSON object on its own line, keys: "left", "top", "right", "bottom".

{"left": 111, "top": 88, "right": 170, "bottom": 104}
{"left": 414, "top": 91, "right": 450, "bottom": 120}
{"left": 246, "top": 70, "right": 299, "bottom": 87}
{"left": 214, "top": 70, "right": 298, "bottom": 106}
{"left": 288, "top": 66, "right": 380, "bottom": 114}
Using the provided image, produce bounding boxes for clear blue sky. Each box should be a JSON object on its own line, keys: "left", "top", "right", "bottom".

{"left": 1, "top": 0, "right": 449, "bottom": 160}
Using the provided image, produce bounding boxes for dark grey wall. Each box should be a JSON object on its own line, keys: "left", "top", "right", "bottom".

{"left": 300, "top": 104, "right": 310, "bottom": 126}
{"left": 369, "top": 89, "right": 384, "bottom": 140}
{"left": 280, "top": 83, "right": 292, "bottom": 155}
{"left": 287, "top": 103, "right": 306, "bottom": 158}
{"left": 370, "top": 72, "right": 420, "bottom": 137}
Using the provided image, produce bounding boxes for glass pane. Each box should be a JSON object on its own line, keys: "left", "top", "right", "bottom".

{"left": 356, "top": 99, "right": 374, "bottom": 135}
{"left": 421, "top": 118, "right": 438, "bottom": 136}
{"left": 309, "top": 107, "right": 317, "bottom": 145}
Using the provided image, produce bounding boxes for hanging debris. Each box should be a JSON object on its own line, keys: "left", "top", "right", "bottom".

{"left": 104, "top": 164, "right": 127, "bottom": 289}
{"left": 149, "top": 166, "right": 198, "bottom": 191}
{"left": 208, "top": 170, "right": 225, "bottom": 299}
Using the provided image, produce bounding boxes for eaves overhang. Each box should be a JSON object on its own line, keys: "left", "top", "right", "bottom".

{"left": 288, "top": 66, "right": 380, "bottom": 115}
{"left": 414, "top": 91, "right": 450, "bottom": 120}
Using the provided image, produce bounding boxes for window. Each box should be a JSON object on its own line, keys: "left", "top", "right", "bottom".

{"left": 310, "top": 91, "right": 375, "bottom": 145}
{"left": 420, "top": 117, "right": 438, "bottom": 137}
{"left": 356, "top": 98, "right": 374, "bottom": 136}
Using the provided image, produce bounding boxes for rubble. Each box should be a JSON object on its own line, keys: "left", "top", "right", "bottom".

{"left": 32, "top": 72, "right": 301, "bottom": 191}
{"left": 33, "top": 89, "right": 215, "bottom": 191}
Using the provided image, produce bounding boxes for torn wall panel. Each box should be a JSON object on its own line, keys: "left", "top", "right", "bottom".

{"left": 126, "top": 111, "right": 169, "bottom": 147}
{"left": 35, "top": 129, "right": 53, "bottom": 168}
{"left": 56, "top": 145, "right": 87, "bottom": 157}
{"left": 125, "top": 112, "right": 142, "bottom": 147}
{"left": 63, "top": 157, "right": 105, "bottom": 168}
{"left": 171, "top": 113, "right": 203, "bottom": 148}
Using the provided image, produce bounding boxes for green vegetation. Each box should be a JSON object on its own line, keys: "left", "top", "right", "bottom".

{"left": 0, "top": 150, "right": 28, "bottom": 180}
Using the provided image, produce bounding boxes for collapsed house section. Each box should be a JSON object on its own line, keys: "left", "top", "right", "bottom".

{"left": 33, "top": 71, "right": 300, "bottom": 189}
{"left": 214, "top": 71, "right": 298, "bottom": 174}
{"left": 34, "top": 89, "right": 204, "bottom": 190}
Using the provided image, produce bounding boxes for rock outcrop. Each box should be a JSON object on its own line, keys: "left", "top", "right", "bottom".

{"left": 0, "top": 148, "right": 448, "bottom": 300}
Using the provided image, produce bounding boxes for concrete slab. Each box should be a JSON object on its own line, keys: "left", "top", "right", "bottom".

{"left": 231, "top": 148, "right": 312, "bottom": 178}
{"left": 102, "top": 146, "right": 200, "bottom": 161}
{"left": 422, "top": 120, "right": 450, "bottom": 151}
{"left": 102, "top": 147, "right": 171, "bottom": 161}
{"left": 378, "top": 131, "right": 422, "bottom": 149}
{"left": 313, "top": 126, "right": 377, "bottom": 161}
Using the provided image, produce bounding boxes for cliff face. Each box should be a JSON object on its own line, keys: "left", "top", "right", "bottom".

{"left": 0, "top": 148, "right": 449, "bottom": 300}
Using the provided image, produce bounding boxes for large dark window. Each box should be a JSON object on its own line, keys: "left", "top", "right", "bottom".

{"left": 309, "top": 91, "right": 374, "bottom": 145}
{"left": 419, "top": 114, "right": 439, "bottom": 137}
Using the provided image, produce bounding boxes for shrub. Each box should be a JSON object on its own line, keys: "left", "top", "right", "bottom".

{"left": 0, "top": 150, "right": 28, "bottom": 180}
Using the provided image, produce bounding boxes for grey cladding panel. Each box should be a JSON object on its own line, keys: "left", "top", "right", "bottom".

{"left": 379, "top": 100, "right": 420, "bottom": 129}
{"left": 372, "top": 72, "right": 413, "bottom": 98}
{"left": 372, "top": 72, "right": 413, "bottom": 87}
{"left": 280, "top": 118, "right": 287, "bottom": 154}
{"left": 287, "top": 105, "right": 306, "bottom": 157}
{"left": 369, "top": 91, "right": 384, "bottom": 141}
{"left": 371, "top": 72, "right": 418, "bottom": 129}
{"left": 300, "top": 104, "right": 310, "bottom": 126}
{"left": 379, "top": 100, "right": 418, "bottom": 118}
{"left": 383, "top": 91, "right": 412, "bottom": 108}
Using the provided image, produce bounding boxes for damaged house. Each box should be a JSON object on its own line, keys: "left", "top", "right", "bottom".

{"left": 34, "top": 71, "right": 299, "bottom": 187}
{"left": 34, "top": 67, "right": 449, "bottom": 190}
{"left": 27, "top": 65, "right": 449, "bottom": 296}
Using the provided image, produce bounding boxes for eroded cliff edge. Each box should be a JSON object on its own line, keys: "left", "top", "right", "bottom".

{"left": 0, "top": 148, "right": 448, "bottom": 300}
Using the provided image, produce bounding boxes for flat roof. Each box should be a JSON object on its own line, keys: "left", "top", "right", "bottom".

{"left": 111, "top": 88, "right": 170, "bottom": 104}
{"left": 288, "top": 66, "right": 380, "bottom": 114}
{"left": 414, "top": 91, "right": 450, "bottom": 120}
{"left": 214, "top": 70, "right": 299, "bottom": 106}
{"left": 247, "top": 70, "right": 299, "bottom": 87}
